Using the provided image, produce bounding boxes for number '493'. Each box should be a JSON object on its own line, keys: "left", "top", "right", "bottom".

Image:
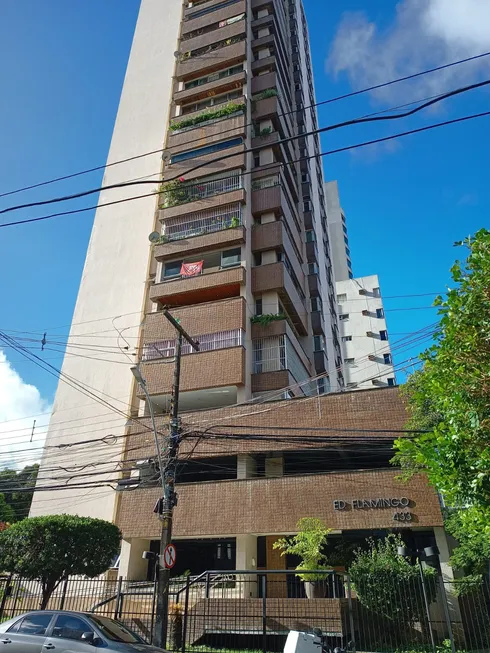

{"left": 393, "top": 512, "right": 412, "bottom": 522}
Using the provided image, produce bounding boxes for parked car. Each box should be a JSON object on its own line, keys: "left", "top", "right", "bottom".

{"left": 0, "top": 610, "right": 167, "bottom": 652}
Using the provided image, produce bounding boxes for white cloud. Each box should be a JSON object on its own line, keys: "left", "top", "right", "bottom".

{"left": 327, "top": 0, "right": 490, "bottom": 104}
{"left": 0, "top": 350, "right": 52, "bottom": 469}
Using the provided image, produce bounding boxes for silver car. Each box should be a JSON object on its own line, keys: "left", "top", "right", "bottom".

{"left": 0, "top": 610, "right": 167, "bottom": 652}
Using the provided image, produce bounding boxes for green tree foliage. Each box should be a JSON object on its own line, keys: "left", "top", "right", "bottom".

{"left": 273, "top": 517, "right": 332, "bottom": 581}
{"left": 0, "top": 514, "right": 121, "bottom": 608}
{"left": 393, "top": 229, "right": 490, "bottom": 510}
{"left": 0, "top": 493, "right": 14, "bottom": 523}
{"left": 444, "top": 507, "right": 490, "bottom": 576}
{"left": 350, "top": 534, "right": 437, "bottom": 633}
{"left": 0, "top": 464, "right": 39, "bottom": 521}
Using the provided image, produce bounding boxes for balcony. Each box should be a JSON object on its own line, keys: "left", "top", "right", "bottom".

{"left": 252, "top": 332, "right": 312, "bottom": 396}
{"left": 167, "top": 110, "right": 246, "bottom": 152}
{"left": 167, "top": 143, "right": 246, "bottom": 181}
{"left": 306, "top": 240, "right": 318, "bottom": 264}
{"left": 183, "top": 0, "right": 246, "bottom": 33}
{"left": 159, "top": 171, "right": 244, "bottom": 217}
{"left": 143, "top": 298, "right": 246, "bottom": 345}
{"left": 174, "top": 71, "right": 246, "bottom": 105}
{"left": 314, "top": 349, "right": 328, "bottom": 373}
{"left": 308, "top": 272, "right": 321, "bottom": 297}
{"left": 311, "top": 310, "right": 325, "bottom": 336}
{"left": 154, "top": 204, "right": 245, "bottom": 259}
{"left": 251, "top": 220, "right": 303, "bottom": 285}
{"left": 252, "top": 263, "right": 307, "bottom": 335}
{"left": 251, "top": 176, "right": 301, "bottom": 241}
{"left": 150, "top": 260, "right": 245, "bottom": 307}
{"left": 117, "top": 470, "right": 443, "bottom": 539}
{"left": 176, "top": 39, "right": 246, "bottom": 80}
{"left": 183, "top": 16, "right": 246, "bottom": 53}
{"left": 139, "top": 344, "right": 245, "bottom": 397}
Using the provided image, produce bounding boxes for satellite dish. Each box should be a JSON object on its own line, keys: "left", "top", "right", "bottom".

{"left": 148, "top": 232, "right": 161, "bottom": 243}
{"left": 161, "top": 150, "right": 172, "bottom": 163}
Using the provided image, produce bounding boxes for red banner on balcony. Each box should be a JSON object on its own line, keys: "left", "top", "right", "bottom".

{"left": 180, "top": 261, "right": 203, "bottom": 277}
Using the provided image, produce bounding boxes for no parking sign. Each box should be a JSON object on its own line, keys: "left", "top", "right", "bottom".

{"left": 163, "top": 544, "right": 176, "bottom": 569}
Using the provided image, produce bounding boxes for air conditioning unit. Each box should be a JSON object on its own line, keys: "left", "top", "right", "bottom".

{"left": 362, "top": 309, "right": 369, "bottom": 316}
{"left": 366, "top": 331, "right": 374, "bottom": 337}
{"left": 358, "top": 289, "right": 368, "bottom": 295}
{"left": 372, "top": 379, "right": 383, "bottom": 385}
{"left": 368, "top": 354, "right": 376, "bottom": 361}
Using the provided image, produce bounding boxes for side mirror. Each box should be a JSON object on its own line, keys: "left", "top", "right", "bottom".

{"left": 81, "top": 632, "right": 95, "bottom": 643}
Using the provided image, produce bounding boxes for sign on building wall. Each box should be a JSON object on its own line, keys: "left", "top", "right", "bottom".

{"left": 333, "top": 497, "right": 413, "bottom": 522}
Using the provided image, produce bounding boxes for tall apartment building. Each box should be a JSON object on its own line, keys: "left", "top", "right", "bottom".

{"left": 325, "top": 181, "right": 395, "bottom": 389}
{"left": 31, "top": 0, "right": 343, "bottom": 521}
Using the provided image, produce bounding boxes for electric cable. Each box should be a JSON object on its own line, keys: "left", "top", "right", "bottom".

{"left": 1, "top": 49, "right": 489, "bottom": 200}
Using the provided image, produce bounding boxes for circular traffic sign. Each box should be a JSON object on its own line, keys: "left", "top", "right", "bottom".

{"left": 164, "top": 544, "right": 176, "bottom": 569}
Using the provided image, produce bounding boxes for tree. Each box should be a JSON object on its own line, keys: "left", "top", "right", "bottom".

{"left": 444, "top": 507, "right": 490, "bottom": 576}
{"left": 393, "top": 229, "right": 490, "bottom": 511}
{"left": 0, "top": 464, "right": 39, "bottom": 521}
{"left": 0, "top": 514, "right": 121, "bottom": 608}
{"left": 273, "top": 517, "right": 332, "bottom": 581}
{"left": 0, "top": 493, "right": 14, "bottom": 523}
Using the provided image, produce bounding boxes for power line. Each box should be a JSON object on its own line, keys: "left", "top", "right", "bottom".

{"left": 2, "top": 107, "right": 489, "bottom": 230}
{"left": 1, "top": 49, "right": 489, "bottom": 201}
{"left": 3, "top": 77, "right": 489, "bottom": 217}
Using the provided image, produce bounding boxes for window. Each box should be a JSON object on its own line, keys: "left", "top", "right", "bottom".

{"left": 184, "top": 64, "right": 243, "bottom": 90}
{"left": 313, "top": 335, "right": 324, "bottom": 351}
{"left": 253, "top": 252, "right": 262, "bottom": 267}
{"left": 305, "top": 230, "right": 315, "bottom": 243}
{"left": 311, "top": 297, "right": 322, "bottom": 312}
{"left": 163, "top": 260, "right": 182, "bottom": 279}
{"left": 373, "top": 287, "right": 381, "bottom": 297}
{"left": 344, "top": 358, "right": 355, "bottom": 364}
{"left": 387, "top": 377, "right": 396, "bottom": 387}
{"left": 87, "top": 615, "right": 142, "bottom": 644}
{"left": 9, "top": 613, "right": 53, "bottom": 635}
{"left": 52, "top": 615, "right": 91, "bottom": 641}
{"left": 336, "top": 293, "right": 347, "bottom": 303}
{"left": 348, "top": 271, "right": 354, "bottom": 279}
{"left": 308, "top": 262, "right": 318, "bottom": 275}
{"left": 255, "top": 297, "right": 263, "bottom": 316}
{"left": 342, "top": 224, "right": 348, "bottom": 234}
{"left": 221, "top": 247, "right": 241, "bottom": 268}
{"left": 344, "top": 235, "right": 349, "bottom": 245}
{"left": 186, "top": 0, "right": 241, "bottom": 20}
{"left": 342, "top": 335, "right": 352, "bottom": 342}
{"left": 380, "top": 330, "right": 388, "bottom": 341}
{"left": 376, "top": 307, "right": 384, "bottom": 318}
{"left": 254, "top": 154, "right": 260, "bottom": 168}
{"left": 345, "top": 247, "right": 351, "bottom": 258}
{"left": 171, "top": 138, "right": 242, "bottom": 163}
{"left": 303, "top": 200, "right": 312, "bottom": 212}
{"left": 317, "top": 377, "right": 326, "bottom": 395}
{"left": 339, "top": 314, "right": 349, "bottom": 321}
{"left": 383, "top": 353, "right": 392, "bottom": 365}
{"left": 301, "top": 172, "right": 310, "bottom": 183}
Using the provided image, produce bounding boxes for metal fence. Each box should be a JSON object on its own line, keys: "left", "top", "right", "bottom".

{"left": 1, "top": 571, "right": 490, "bottom": 652}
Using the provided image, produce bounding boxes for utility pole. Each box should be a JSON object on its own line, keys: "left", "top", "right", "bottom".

{"left": 153, "top": 310, "right": 199, "bottom": 648}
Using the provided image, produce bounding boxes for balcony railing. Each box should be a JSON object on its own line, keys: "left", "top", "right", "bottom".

{"left": 161, "top": 203, "right": 242, "bottom": 242}
{"left": 142, "top": 329, "right": 244, "bottom": 361}
{"left": 252, "top": 335, "right": 312, "bottom": 394}
{"left": 251, "top": 175, "right": 279, "bottom": 191}
{"left": 160, "top": 171, "right": 242, "bottom": 209}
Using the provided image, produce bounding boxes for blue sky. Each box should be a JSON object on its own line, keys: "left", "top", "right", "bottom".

{"left": 0, "top": 0, "right": 489, "bottom": 410}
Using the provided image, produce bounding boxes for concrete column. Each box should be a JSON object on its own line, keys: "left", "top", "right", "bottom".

{"left": 261, "top": 250, "right": 277, "bottom": 265}
{"left": 261, "top": 211, "right": 276, "bottom": 224}
{"left": 262, "top": 290, "right": 279, "bottom": 314}
{"left": 259, "top": 147, "right": 274, "bottom": 165}
{"left": 118, "top": 538, "right": 151, "bottom": 580}
{"left": 265, "top": 456, "right": 284, "bottom": 477}
{"left": 237, "top": 454, "right": 256, "bottom": 479}
{"left": 236, "top": 534, "right": 258, "bottom": 597}
{"left": 434, "top": 527, "right": 464, "bottom": 644}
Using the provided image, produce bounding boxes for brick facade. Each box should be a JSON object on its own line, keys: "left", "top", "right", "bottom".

{"left": 117, "top": 470, "right": 442, "bottom": 539}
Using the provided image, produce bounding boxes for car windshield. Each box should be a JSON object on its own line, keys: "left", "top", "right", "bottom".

{"left": 87, "top": 615, "right": 143, "bottom": 643}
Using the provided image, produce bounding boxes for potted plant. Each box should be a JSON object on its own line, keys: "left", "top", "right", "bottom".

{"left": 273, "top": 518, "right": 332, "bottom": 598}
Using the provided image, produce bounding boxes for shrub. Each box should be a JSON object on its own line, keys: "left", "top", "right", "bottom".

{"left": 169, "top": 101, "right": 245, "bottom": 132}
{"left": 273, "top": 517, "right": 331, "bottom": 582}
{"left": 250, "top": 313, "right": 286, "bottom": 326}
{"left": 350, "top": 534, "right": 437, "bottom": 629}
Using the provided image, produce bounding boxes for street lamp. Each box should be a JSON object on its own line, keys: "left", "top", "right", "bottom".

{"left": 397, "top": 545, "right": 456, "bottom": 653}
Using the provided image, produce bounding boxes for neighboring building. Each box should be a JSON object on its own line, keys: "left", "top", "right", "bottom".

{"left": 325, "top": 180, "right": 352, "bottom": 282}
{"left": 336, "top": 275, "right": 396, "bottom": 389}
{"left": 31, "top": 0, "right": 343, "bottom": 520}
{"left": 326, "top": 181, "right": 395, "bottom": 389}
